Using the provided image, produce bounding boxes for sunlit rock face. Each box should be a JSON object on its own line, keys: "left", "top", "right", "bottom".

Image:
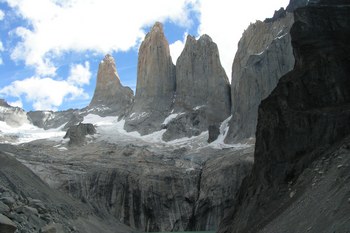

{"left": 124, "top": 22, "right": 176, "bottom": 135}
{"left": 89, "top": 54, "right": 134, "bottom": 117}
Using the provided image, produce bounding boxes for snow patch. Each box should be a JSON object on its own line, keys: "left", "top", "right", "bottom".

{"left": 162, "top": 113, "right": 179, "bottom": 125}
{"left": 129, "top": 112, "right": 149, "bottom": 121}
{"left": 209, "top": 116, "right": 250, "bottom": 150}
{"left": 0, "top": 121, "right": 65, "bottom": 145}
{"left": 276, "top": 33, "right": 287, "bottom": 40}
{"left": 193, "top": 105, "right": 205, "bottom": 110}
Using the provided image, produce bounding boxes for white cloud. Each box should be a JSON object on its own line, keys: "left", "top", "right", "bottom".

{"left": 0, "top": 77, "right": 88, "bottom": 110}
{"left": 6, "top": 0, "right": 197, "bottom": 76}
{"left": 196, "top": 0, "right": 290, "bottom": 78}
{"left": 169, "top": 32, "right": 188, "bottom": 64}
{"left": 8, "top": 100, "right": 23, "bottom": 108}
{"left": 0, "top": 10, "right": 4, "bottom": 20}
{"left": 67, "top": 61, "right": 91, "bottom": 86}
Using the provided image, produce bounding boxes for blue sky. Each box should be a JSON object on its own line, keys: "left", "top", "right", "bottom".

{"left": 0, "top": 0, "right": 289, "bottom": 111}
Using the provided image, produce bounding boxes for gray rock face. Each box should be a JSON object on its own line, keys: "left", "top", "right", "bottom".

{"left": 175, "top": 35, "right": 231, "bottom": 121}
{"left": 218, "top": 3, "right": 350, "bottom": 233}
{"left": 0, "top": 151, "right": 133, "bottom": 233}
{"left": 63, "top": 146, "right": 253, "bottom": 232}
{"left": 124, "top": 22, "right": 176, "bottom": 135}
{"left": 89, "top": 54, "right": 134, "bottom": 117}
{"left": 225, "top": 12, "right": 295, "bottom": 143}
{"left": 0, "top": 99, "right": 30, "bottom": 127}
{"left": 3, "top": 139, "right": 253, "bottom": 232}
{"left": 164, "top": 35, "right": 231, "bottom": 142}
{"left": 192, "top": 151, "right": 253, "bottom": 230}
{"left": 64, "top": 123, "right": 96, "bottom": 146}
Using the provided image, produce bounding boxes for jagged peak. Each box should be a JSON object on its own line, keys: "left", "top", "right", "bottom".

{"left": 101, "top": 54, "right": 115, "bottom": 64}
{"left": 185, "top": 34, "right": 213, "bottom": 47}
{"left": 150, "top": 21, "right": 164, "bottom": 34}
{"left": 198, "top": 34, "right": 213, "bottom": 43}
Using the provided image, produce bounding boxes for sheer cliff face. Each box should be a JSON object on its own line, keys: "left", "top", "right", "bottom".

{"left": 162, "top": 35, "right": 231, "bottom": 141}
{"left": 175, "top": 35, "right": 231, "bottom": 122}
{"left": 89, "top": 54, "right": 134, "bottom": 116}
{"left": 175, "top": 35, "right": 231, "bottom": 123}
{"left": 124, "top": 22, "right": 176, "bottom": 135}
{"left": 219, "top": 3, "right": 350, "bottom": 233}
{"left": 135, "top": 22, "right": 175, "bottom": 103}
{"left": 225, "top": 13, "right": 295, "bottom": 143}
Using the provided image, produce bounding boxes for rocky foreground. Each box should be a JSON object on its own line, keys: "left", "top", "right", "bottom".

{"left": 0, "top": 151, "right": 134, "bottom": 233}
{"left": 0, "top": 136, "right": 253, "bottom": 232}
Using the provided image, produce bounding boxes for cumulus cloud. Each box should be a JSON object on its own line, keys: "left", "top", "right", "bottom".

{"left": 169, "top": 32, "right": 188, "bottom": 64}
{"left": 196, "top": 0, "right": 290, "bottom": 78}
{"left": 67, "top": 61, "right": 91, "bottom": 86}
{"left": 0, "top": 9, "right": 4, "bottom": 20}
{"left": 0, "top": 77, "right": 89, "bottom": 110}
{"left": 6, "top": 0, "right": 197, "bottom": 76}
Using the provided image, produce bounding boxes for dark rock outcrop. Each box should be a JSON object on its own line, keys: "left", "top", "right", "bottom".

{"left": 124, "top": 22, "right": 176, "bottom": 135}
{"left": 207, "top": 124, "right": 220, "bottom": 143}
{"left": 163, "top": 35, "right": 231, "bottom": 142}
{"left": 192, "top": 151, "right": 253, "bottom": 230}
{"left": 64, "top": 123, "right": 96, "bottom": 145}
{"left": 219, "top": 3, "right": 350, "bottom": 233}
{"left": 225, "top": 11, "right": 295, "bottom": 143}
{"left": 89, "top": 54, "right": 134, "bottom": 117}
{"left": 0, "top": 213, "right": 16, "bottom": 233}
{"left": 162, "top": 108, "right": 207, "bottom": 142}
{"left": 286, "top": 0, "right": 309, "bottom": 12}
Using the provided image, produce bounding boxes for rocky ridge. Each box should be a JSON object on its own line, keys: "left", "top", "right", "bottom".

{"left": 218, "top": 2, "right": 350, "bottom": 232}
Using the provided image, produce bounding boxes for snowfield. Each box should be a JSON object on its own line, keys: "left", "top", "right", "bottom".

{"left": 0, "top": 112, "right": 250, "bottom": 150}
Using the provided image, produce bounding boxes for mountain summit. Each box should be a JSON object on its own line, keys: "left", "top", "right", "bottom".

{"left": 89, "top": 54, "right": 133, "bottom": 116}
{"left": 124, "top": 22, "right": 176, "bottom": 134}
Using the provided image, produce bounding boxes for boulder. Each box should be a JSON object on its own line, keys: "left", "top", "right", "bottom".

{"left": 64, "top": 123, "right": 96, "bottom": 145}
